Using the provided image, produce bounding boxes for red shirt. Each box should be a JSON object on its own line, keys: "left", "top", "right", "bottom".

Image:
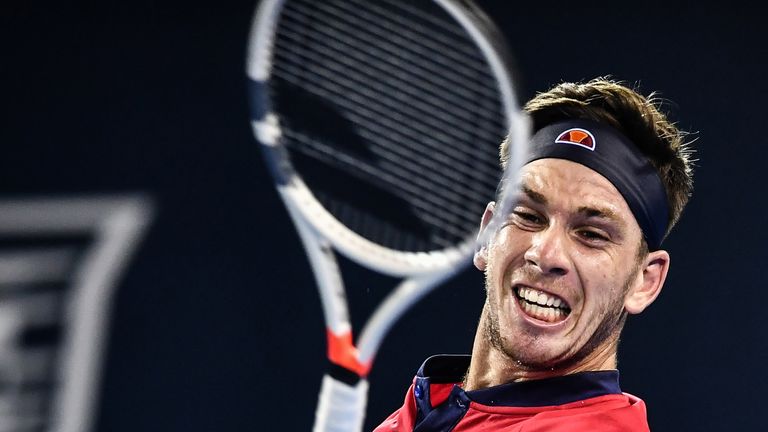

{"left": 374, "top": 355, "right": 649, "bottom": 432}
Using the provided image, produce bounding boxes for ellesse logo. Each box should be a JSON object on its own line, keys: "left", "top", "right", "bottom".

{"left": 555, "top": 128, "right": 596, "bottom": 151}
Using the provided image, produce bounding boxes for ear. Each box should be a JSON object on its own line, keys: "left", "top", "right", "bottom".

{"left": 473, "top": 202, "right": 495, "bottom": 271}
{"left": 624, "top": 249, "right": 670, "bottom": 314}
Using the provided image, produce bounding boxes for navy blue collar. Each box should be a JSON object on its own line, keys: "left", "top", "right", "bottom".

{"left": 417, "top": 355, "right": 623, "bottom": 407}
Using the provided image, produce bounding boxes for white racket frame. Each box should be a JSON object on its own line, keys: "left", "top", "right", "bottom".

{"left": 246, "top": 0, "right": 529, "bottom": 430}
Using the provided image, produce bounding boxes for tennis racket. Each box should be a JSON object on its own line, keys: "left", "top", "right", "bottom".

{"left": 246, "top": 0, "right": 529, "bottom": 431}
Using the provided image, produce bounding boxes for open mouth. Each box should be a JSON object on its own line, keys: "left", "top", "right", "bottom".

{"left": 515, "top": 286, "right": 571, "bottom": 323}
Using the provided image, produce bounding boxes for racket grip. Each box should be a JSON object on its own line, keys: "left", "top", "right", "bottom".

{"left": 312, "top": 374, "right": 369, "bottom": 432}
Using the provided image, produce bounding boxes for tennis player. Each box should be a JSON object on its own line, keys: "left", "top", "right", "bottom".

{"left": 374, "top": 78, "right": 695, "bottom": 431}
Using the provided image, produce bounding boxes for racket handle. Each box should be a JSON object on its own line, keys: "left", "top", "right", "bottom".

{"left": 312, "top": 374, "right": 369, "bottom": 432}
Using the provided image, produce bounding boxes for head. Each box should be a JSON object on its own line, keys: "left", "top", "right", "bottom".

{"left": 503, "top": 77, "right": 695, "bottom": 239}
{"left": 474, "top": 78, "right": 695, "bottom": 373}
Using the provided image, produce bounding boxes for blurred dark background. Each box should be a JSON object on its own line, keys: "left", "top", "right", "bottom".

{"left": 1, "top": 1, "right": 765, "bottom": 431}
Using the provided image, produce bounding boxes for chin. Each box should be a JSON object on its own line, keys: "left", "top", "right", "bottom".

{"left": 498, "top": 332, "right": 578, "bottom": 371}
{"left": 511, "top": 348, "right": 567, "bottom": 369}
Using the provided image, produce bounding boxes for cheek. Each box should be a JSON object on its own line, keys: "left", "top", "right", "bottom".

{"left": 490, "top": 227, "right": 529, "bottom": 262}
{"left": 490, "top": 228, "right": 515, "bottom": 252}
{"left": 485, "top": 232, "right": 511, "bottom": 272}
{"left": 590, "top": 270, "right": 632, "bottom": 313}
{"left": 579, "top": 263, "right": 624, "bottom": 307}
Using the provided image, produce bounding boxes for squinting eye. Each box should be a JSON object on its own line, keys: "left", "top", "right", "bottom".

{"left": 579, "top": 230, "right": 608, "bottom": 242}
{"left": 512, "top": 210, "right": 542, "bottom": 224}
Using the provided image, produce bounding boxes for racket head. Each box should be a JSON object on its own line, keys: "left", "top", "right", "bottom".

{"left": 247, "top": 0, "right": 529, "bottom": 276}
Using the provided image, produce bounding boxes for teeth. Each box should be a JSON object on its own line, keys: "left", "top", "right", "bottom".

{"left": 525, "top": 303, "right": 562, "bottom": 322}
{"left": 515, "top": 286, "right": 569, "bottom": 312}
{"left": 525, "top": 289, "right": 536, "bottom": 303}
{"left": 536, "top": 292, "right": 547, "bottom": 305}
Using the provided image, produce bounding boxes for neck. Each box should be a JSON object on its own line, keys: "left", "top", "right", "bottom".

{"left": 463, "top": 306, "right": 619, "bottom": 390}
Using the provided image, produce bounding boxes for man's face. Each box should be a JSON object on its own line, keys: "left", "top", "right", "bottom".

{"left": 476, "top": 158, "right": 648, "bottom": 370}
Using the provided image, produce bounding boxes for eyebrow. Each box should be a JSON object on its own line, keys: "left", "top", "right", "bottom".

{"left": 520, "top": 184, "right": 626, "bottom": 228}
{"left": 577, "top": 206, "right": 625, "bottom": 228}
{"left": 521, "top": 184, "right": 547, "bottom": 205}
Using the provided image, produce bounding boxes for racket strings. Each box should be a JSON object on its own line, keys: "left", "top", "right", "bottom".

{"left": 276, "top": 0, "right": 502, "bottom": 159}
{"left": 274, "top": 75, "right": 499, "bottom": 244}
{"left": 288, "top": 128, "right": 489, "bottom": 221}
{"left": 305, "top": 0, "right": 498, "bottom": 101}
{"left": 285, "top": 128, "right": 489, "bottom": 241}
{"left": 273, "top": 66, "right": 498, "bottom": 238}
{"left": 272, "top": 66, "right": 498, "bottom": 194}
{"left": 271, "top": 0, "right": 506, "bottom": 251}
{"left": 276, "top": 7, "right": 501, "bottom": 129}
{"left": 271, "top": 44, "right": 491, "bottom": 162}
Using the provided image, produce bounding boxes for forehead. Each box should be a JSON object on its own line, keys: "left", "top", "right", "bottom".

{"left": 519, "top": 159, "right": 635, "bottom": 222}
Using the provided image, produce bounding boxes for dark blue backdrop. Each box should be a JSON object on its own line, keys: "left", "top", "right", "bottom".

{"left": 2, "top": 1, "right": 766, "bottom": 431}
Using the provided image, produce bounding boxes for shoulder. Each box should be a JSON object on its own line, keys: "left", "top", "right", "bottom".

{"left": 520, "top": 393, "right": 650, "bottom": 432}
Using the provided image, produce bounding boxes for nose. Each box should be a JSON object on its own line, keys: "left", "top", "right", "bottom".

{"left": 524, "top": 225, "right": 570, "bottom": 276}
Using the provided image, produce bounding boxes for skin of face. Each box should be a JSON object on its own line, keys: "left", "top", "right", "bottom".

{"left": 466, "top": 158, "right": 670, "bottom": 388}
